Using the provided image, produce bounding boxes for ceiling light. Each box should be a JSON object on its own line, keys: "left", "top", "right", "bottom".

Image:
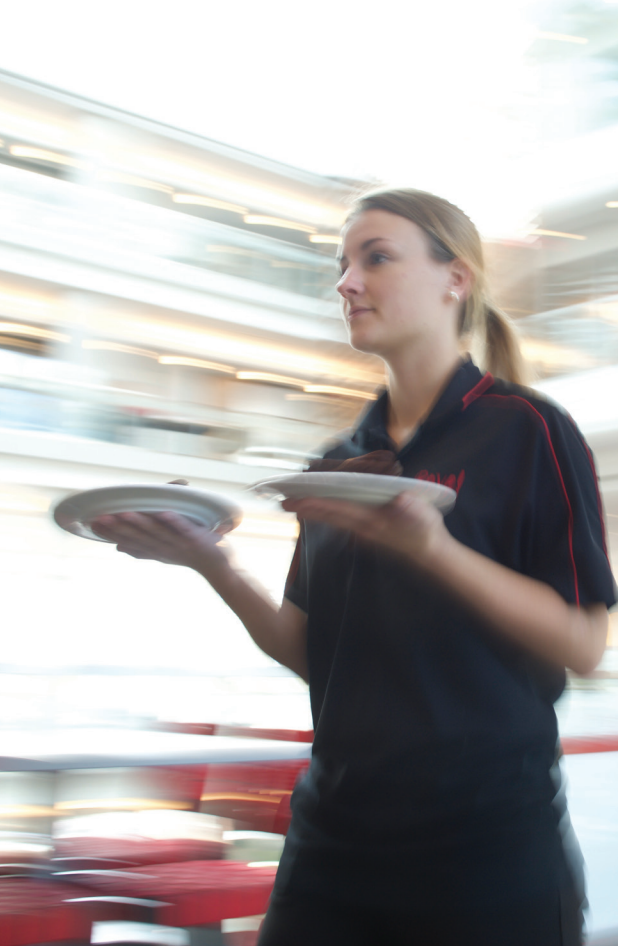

{"left": 536, "top": 31, "right": 588, "bottom": 43}
{"left": 606, "top": 201, "right": 618, "bottom": 208}
{"left": 9, "top": 145, "right": 84, "bottom": 168}
{"left": 236, "top": 371, "right": 305, "bottom": 386}
{"left": 0, "top": 322, "right": 69, "bottom": 342}
{"left": 173, "top": 194, "right": 248, "bottom": 213}
{"left": 0, "top": 805, "right": 54, "bottom": 818}
{"left": 142, "top": 324, "right": 383, "bottom": 386}
{"left": 303, "top": 384, "right": 377, "bottom": 399}
{"left": 158, "top": 355, "right": 235, "bottom": 372}
{"left": 527, "top": 229, "right": 586, "bottom": 241}
{"left": 54, "top": 799, "right": 191, "bottom": 812}
{"left": 95, "top": 170, "right": 173, "bottom": 193}
{"left": 285, "top": 392, "right": 336, "bottom": 403}
{"left": 243, "top": 215, "right": 317, "bottom": 233}
{"left": 128, "top": 154, "right": 346, "bottom": 227}
{"left": 309, "top": 234, "right": 342, "bottom": 245}
{"left": 83, "top": 340, "right": 159, "bottom": 358}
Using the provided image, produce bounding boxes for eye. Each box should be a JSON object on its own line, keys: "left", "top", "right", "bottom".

{"left": 368, "top": 251, "right": 389, "bottom": 266}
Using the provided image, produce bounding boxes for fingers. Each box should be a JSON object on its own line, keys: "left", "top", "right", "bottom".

{"left": 279, "top": 493, "right": 442, "bottom": 561}
{"left": 281, "top": 498, "right": 383, "bottom": 537}
{"left": 92, "top": 511, "right": 195, "bottom": 540}
{"left": 89, "top": 509, "right": 225, "bottom": 570}
{"left": 90, "top": 512, "right": 186, "bottom": 558}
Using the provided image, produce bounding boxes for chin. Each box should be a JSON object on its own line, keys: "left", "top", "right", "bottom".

{"left": 347, "top": 327, "right": 380, "bottom": 355}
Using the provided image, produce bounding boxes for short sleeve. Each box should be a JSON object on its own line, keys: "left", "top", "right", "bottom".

{"left": 523, "top": 405, "right": 616, "bottom": 609}
{"left": 284, "top": 523, "right": 308, "bottom": 614}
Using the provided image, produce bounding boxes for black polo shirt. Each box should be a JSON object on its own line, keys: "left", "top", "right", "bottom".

{"left": 278, "top": 359, "right": 616, "bottom": 909}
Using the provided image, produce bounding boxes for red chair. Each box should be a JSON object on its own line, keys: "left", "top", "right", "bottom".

{"left": 52, "top": 768, "right": 223, "bottom": 872}
{"left": 199, "top": 759, "right": 309, "bottom": 834}
{"left": 150, "top": 721, "right": 313, "bottom": 744}
{"left": 60, "top": 860, "right": 277, "bottom": 940}
{"left": 214, "top": 725, "right": 313, "bottom": 744}
{"left": 0, "top": 878, "right": 132, "bottom": 946}
{"left": 149, "top": 724, "right": 312, "bottom": 834}
{"left": 53, "top": 834, "right": 228, "bottom": 871}
{"left": 560, "top": 735, "right": 618, "bottom": 755}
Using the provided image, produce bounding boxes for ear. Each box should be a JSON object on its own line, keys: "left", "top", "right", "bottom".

{"left": 447, "top": 259, "right": 474, "bottom": 301}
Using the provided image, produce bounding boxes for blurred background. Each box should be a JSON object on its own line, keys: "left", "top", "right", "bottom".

{"left": 1, "top": 1, "right": 618, "bottom": 941}
{"left": 0, "top": 0, "right": 617, "bottom": 734}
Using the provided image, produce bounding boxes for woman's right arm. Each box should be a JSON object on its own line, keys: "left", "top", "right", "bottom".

{"left": 91, "top": 511, "right": 309, "bottom": 681}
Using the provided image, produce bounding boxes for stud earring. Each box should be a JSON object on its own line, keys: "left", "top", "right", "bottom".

{"left": 449, "top": 290, "right": 460, "bottom": 303}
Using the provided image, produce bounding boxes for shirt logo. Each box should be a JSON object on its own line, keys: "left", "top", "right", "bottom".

{"left": 415, "top": 469, "right": 465, "bottom": 493}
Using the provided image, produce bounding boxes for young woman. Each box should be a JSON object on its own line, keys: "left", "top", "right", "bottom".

{"left": 92, "top": 189, "right": 616, "bottom": 946}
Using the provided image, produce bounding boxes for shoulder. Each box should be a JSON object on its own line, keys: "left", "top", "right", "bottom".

{"left": 484, "top": 376, "right": 564, "bottom": 416}
{"left": 481, "top": 378, "right": 596, "bottom": 481}
{"left": 479, "top": 377, "right": 582, "bottom": 438}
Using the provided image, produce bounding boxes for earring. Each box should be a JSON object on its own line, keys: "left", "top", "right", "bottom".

{"left": 449, "top": 290, "right": 460, "bottom": 303}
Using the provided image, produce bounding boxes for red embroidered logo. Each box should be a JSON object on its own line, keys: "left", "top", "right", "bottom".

{"left": 415, "top": 469, "right": 465, "bottom": 493}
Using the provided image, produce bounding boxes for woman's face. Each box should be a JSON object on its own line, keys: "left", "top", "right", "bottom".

{"left": 336, "top": 209, "right": 462, "bottom": 359}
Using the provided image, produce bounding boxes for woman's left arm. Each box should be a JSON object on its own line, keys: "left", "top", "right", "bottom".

{"left": 281, "top": 492, "right": 609, "bottom": 675}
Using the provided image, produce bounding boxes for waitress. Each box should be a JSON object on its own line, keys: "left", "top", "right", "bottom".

{"left": 93, "top": 188, "right": 616, "bottom": 946}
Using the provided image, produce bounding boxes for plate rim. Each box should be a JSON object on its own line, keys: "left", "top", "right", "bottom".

{"left": 250, "top": 471, "right": 456, "bottom": 508}
{"left": 52, "top": 483, "right": 243, "bottom": 541}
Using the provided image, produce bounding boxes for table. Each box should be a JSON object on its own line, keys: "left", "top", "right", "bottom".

{"left": 0, "top": 728, "right": 312, "bottom": 878}
{"left": 0, "top": 729, "right": 313, "bottom": 771}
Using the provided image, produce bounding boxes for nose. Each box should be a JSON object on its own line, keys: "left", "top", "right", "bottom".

{"left": 336, "top": 264, "right": 363, "bottom": 299}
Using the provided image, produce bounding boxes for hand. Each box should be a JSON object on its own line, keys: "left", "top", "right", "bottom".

{"left": 90, "top": 510, "right": 232, "bottom": 574}
{"left": 281, "top": 491, "right": 451, "bottom": 570}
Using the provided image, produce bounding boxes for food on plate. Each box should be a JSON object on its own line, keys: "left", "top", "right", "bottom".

{"left": 305, "top": 450, "right": 402, "bottom": 477}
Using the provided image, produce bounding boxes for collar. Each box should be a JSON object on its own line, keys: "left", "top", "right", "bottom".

{"left": 353, "top": 358, "right": 492, "bottom": 452}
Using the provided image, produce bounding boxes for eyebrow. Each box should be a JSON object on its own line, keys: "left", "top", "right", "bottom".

{"left": 337, "top": 236, "right": 393, "bottom": 265}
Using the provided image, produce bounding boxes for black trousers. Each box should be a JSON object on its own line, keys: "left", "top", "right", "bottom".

{"left": 257, "top": 883, "right": 584, "bottom": 946}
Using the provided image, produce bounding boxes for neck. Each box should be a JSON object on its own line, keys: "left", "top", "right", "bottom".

{"left": 384, "top": 342, "right": 463, "bottom": 448}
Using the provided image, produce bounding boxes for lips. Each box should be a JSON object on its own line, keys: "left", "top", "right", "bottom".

{"left": 348, "top": 306, "right": 372, "bottom": 320}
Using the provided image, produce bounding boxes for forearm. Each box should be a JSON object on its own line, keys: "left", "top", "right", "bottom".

{"left": 419, "top": 534, "right": 608, "bottom": 674}
{"left": 196, "top": 559, "right": 308, "bottom": 681}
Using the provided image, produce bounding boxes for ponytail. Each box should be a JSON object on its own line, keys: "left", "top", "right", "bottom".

{"left": 481, "top": 306, "right": 527, "bottom": 385}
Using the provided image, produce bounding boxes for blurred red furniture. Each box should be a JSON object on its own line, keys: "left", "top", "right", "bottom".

{"left": 54, "top": 834, "right": 228, "bottom": 871}
{"left": 63, "top": 860, "right": 276, "bottom": 934}
{"left": 150, "top": 724, "right": 313, "bottom": 833}
{"left": 0, "top": 878, "right": 140, "bottom": 946}
{"left": 199, "top": 758, "right": 308, "bottom": 834}
{"left": 561, "top": 735, "right": 618, "bottom": 755}
{"left": 151, "top": 721, "right": 313, "bottom": 743}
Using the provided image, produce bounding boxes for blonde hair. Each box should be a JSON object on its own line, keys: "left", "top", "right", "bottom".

{"left": 349, "top": 188, "right": 526, "bottom": 385}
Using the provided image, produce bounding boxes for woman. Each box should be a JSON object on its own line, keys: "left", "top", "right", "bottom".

{"left": 92, "top": 189, "right": 616, "bottom": 945}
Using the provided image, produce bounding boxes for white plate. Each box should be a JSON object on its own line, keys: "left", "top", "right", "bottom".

{"left": 52, "top": 484, "right": 243, "bottom": 542}
{"left": 250, "top": 472, "right": 456, "bottom": 513}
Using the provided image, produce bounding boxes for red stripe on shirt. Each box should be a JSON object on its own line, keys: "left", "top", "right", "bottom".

{"left": 482, "top": 394, "right": 580, "bottom": 606}
{"left": 461, "top": 371, "right": 494, "bottom": 410}
{"left": 565, "top": 413, "right": 610, "bottom": 560}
